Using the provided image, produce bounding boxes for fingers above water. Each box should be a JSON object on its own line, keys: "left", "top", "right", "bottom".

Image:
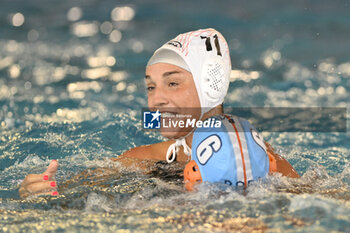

{"left": 21, "top": 160, "right": 58, "bottom": 185}
{"left": 43, "top": 160, "right": 58, "bottom": 177}
{"left": 19, "top": 181, "right": 58, "bottom": 198}
{"left": 19, "top": 160, "right": 59, "bottom": 199}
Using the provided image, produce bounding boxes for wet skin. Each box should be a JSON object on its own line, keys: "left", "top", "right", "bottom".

{"left": 145, "top": 63, "right": 201, "bottom": 139}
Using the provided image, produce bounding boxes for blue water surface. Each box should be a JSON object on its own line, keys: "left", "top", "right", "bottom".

{"left": 0, "top": 0, "right": 349, "bottom": 232}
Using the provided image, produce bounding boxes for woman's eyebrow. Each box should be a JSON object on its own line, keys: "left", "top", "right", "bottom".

{"left": 145, "top": 71, "right": 182, "bottom": 80}
{"left": 163, "top": 71, "right": 182, "bottom": 77}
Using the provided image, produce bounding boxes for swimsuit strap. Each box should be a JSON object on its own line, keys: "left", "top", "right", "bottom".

{"left": 166, "top": 138, "right": 192, "bottom": 163}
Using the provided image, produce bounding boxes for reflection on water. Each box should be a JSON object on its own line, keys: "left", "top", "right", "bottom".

{"left": 0, "top": 0, "right": 350, "bottom": 232}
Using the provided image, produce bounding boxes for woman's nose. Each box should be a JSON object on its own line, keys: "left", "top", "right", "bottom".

{"left": 150, "top": 87, "right": 169, "bottom": 108}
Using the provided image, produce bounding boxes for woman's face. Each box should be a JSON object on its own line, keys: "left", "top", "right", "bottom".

{"left": 145, "top": 63, "right": 201, "bottom": 139}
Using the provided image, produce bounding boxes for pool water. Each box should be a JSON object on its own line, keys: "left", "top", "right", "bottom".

{"left": 0, "top": 0, "right": 349, "bottom": 232}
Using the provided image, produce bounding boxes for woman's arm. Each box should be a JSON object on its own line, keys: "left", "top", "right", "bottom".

{"left": 18, "top": 140, "right": 180, "bottom": 199}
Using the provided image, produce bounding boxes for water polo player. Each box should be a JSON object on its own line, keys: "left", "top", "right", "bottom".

{"left": 19, "top": 28, "right": 299, "bottom": 198}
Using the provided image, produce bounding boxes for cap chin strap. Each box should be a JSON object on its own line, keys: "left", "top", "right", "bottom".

{"left": 166, "top": 137, "right": 191, "bottom": 163}
{"left": 164, "top": 113, "right": 206, "bottom": 163}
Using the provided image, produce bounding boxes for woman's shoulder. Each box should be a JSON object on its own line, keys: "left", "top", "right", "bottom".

{"left": 119, "top": 140, "right": 175, "bottom": 161}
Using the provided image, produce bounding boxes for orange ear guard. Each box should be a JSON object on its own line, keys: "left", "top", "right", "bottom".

{"left": 184, "top": 160, "right": 202, "bottom": 191}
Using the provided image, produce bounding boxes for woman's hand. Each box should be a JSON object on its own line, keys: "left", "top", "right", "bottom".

{"left": 19, "top": 160, "right": 59, "bottom": 199}
{"left": 264, "top": 142, "right": 300, "bottom": 178}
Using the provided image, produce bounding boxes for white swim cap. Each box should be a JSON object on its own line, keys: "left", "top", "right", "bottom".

{"left": 147, "top": 28, "right": 232, "bottom": 116}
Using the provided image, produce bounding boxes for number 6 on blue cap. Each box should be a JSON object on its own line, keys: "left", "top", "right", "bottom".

{"left": 196, "top": 134, "right": 222, "bottom": 165}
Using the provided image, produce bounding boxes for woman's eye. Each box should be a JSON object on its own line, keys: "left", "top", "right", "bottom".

{"left": 169, "top": 82, "right": 178, "bottom": 87}
{"left": 147, "top": 86, "right": 155, "bottom": 91}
